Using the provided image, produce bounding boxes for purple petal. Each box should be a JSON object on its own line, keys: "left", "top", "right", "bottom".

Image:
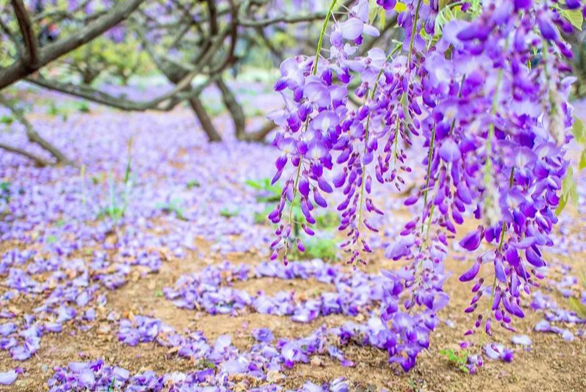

{"left": 439, "top": 139, "right": 461, "bottom": 162}
{"left": 0, "top": 371, "right": 18, "bottom": 385}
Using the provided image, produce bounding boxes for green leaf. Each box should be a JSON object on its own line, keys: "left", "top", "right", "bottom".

{"left": 380, "top": 9, "right": 386, "bottom": 29}
{"left": 562, "top": 167, "right": 575, "bottom": 199}
{"left": 244, "top": 179, "right": 263, "bottom": 190}
{"left": 555, "top": 194, "right": 568, "bottom": 215}
{"left": 0, "top": 115, "right": 13, "bottom": 125}
{"left": 395, "top": 2, "right": 407, "bottom": 12}
{"left": 557, "top": 167, "right": 577, "bottom": 214}
{"left": 580, "top": 149, "right": 586, "bottom": 171}
{"left": 369, "top": 0, "right": 379, "bottom": 22}
{"left": 569, "top": 297, "right": 586, "bottom": 319}
{"left": 186, "top": 180, "right": 201, "bottom": 189}
{"left": 569, "top": 182, "right": 579, "bottom": 207}
{"left": 572, "top": 117, "right": 586, "bottom": 144}
{"left": 438, "top": 0, "right": 451, "bottom": 11}
{"left": 562, "top": 9, "right": 583, "bottom": 31}
{"left": 220, "top": 208, "right": 239, "bottom": 218}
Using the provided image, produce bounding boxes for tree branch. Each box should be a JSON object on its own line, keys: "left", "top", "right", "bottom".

{"left": 25, "top": 74, "right": 217, "bottom": 112}
{"left": 0, "top": 16, "right": 23, "bottom": 56}
{"left": 243, "top": 121, "right": 277, "bottom": 142}
{"left": 12, "top": 0, "right": 39, "bottom": 67}
{"left": 238, "top": 12, "right": 327, "bottom": 27}
{"left": 0, "top": 94, "right": 71, "bottom": 165}
{"left": 0, "top": 142, "right": 52, "bottom": 166}
{"left": 0, "top": 0, "right": 146, "bottom": 90}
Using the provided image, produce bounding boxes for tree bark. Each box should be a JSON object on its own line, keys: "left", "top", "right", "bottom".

{"left": 216, "top": 77, "right": 245, "bottom": 138}
{"left": 187, "top": 95, "right": 222, "bottom": 142}
{"left": 0, "top": 0, "right": 146, "bottom": 90}
{"left": 0, "top": 142, "right": 51, "bottom": 166}
{"left": 216, "top": 76, "right": 276, "bottom": 142}
{"left": 0, "top": 95, "right": 72, "bottom": 165}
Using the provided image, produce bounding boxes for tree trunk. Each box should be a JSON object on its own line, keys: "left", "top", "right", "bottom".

{"left": 216, "top": 77, "right": 276, "bottom": 142}
{"left": 187, "top": 95, "right": 222, "bottom": 142}
{"left": 161, "top": 66, "right": 223, "bottom": 143}
{"left": 216, "top": 77, "right": 246, "bottom": 139}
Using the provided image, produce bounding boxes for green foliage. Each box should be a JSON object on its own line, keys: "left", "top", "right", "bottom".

{"left": 108, "top": 377, "right": 116, "bottom": 392}
{"left": 220, "top": 207, "right": 240, "bottom": 218}
{"left": 0, "top": 181, "right": 11, "bottom": 202}
{"left": 572, "top": 117, "right": 586, "bottom": 171}
{"left": 315, "top": 210, "right": 340, "bottom": 229}
{"left": 156, "top": 198, "right": 187, "bottom": 221}
{"left": 556, "top": 166, "right": 579, "bottom": 215}
{"left": 47, "top": 102, "right": 69, "bottom": 121}
{"left": 562, "top": 9, "right": 584, "bottom": 30}
{"left": 557, "top": 116, "right": 586, "bottom": 215}
{"left": 63, "top": 34, "right": 152, "bottom": 86}
{"left": 292, "top": 236, "right": 339, "bottom": 261}
{"left": 245, "top": 178, "right": 281, "bottom": 203}
{"left": 97, "top": 191, "right": 125, "bottom": 221}
{"left": 245, "top": 107, "right": 265, "bottom": 117}
{"left": 568, "top": 272, "right": 586, "bottom": 319}
{"left": 0, "top": 115, "right": 13, "bottom": 126}
{"left": 97, "top": 140, "right": 134, "bottom": 222}
{"left": 439, "top": 348, "right": 470, "bottom": 373}
{"left": 78, "top": 102, "right": 91, "bottom": 113}
{"left": 247, "top": 177, "right": 339, "bottom": 229}
{"left": 196, "top": 359, "right": 216, "bottom": 370}
{"left": 569, "top": 297, "right": 586, "bottom": 319}
{"left": 433, "top": 3, "right": 469, "bottom": 41}
{"left": 203, "top": 102, "right": 224, "bottom": 117}
{"left": 247, "top": 177, "right": 339, "bottom": 261}
{"left": 186, "top": 180, "right": 201, "bottom": 189}
{"left": 573, "top": 117, "right": 586, "bottom": 144}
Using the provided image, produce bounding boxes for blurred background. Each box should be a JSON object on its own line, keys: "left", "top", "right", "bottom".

{"left": 0, "top": 0, "right": 408, "bottom": 165}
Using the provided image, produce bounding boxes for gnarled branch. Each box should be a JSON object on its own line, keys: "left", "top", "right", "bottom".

{"left": 0, "top": 94, "right": 71, "bottom": 165}
{"left": 26, "top": 74, "right": 216, "bottom": 112}
{"left": 0, "top": 0, "right": 146, "bottom": 90}
{"left": 11, "top": 0, "right": 39, "bottom": 67}
{"left": 0, "top": 142, "right": 52, "bottom": 166}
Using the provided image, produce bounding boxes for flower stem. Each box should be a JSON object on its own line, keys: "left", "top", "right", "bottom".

{"left": 286, "top": 0, "right": 338, "bottom": 247}
{"left": 421, "top": 124, "right": 436, "bottom": 227}
{"left": 482, "top": 167, "right": 514, "bottom": 346}
{"left": 313, "top": 0, "right": 338, "bottom": 75}
{"left": 356, "top": 43, "right": 404, "bottom": 236}
{"left": 408, "top": 0, "right": 423, "bottom": 66}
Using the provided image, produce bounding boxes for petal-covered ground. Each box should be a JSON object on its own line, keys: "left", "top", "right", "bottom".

{"left": 0, "top": 86, "right": 585, "bottom": 391}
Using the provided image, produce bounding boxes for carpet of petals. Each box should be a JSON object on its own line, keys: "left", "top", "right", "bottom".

{"left": 0, "top": 87, "right": 585, "bottom": 391}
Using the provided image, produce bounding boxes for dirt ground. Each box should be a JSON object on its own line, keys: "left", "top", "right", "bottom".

{"left": 1, "top": 229, "right": 585, "bottom": 392}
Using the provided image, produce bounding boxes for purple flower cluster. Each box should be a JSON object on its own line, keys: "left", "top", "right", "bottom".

{"left": 48, "top": 356, "right": 353, "bottom": 392}
{"left": 531, "top": 290, "right": 584, "bottom": 340}
{"left": 164, "top": 258, "right": 445, "bottom": 371}
{"left": 114, "top": 313, "right": 357, "bottom": 389}
{"left": 267, "top": 0, "right": 585, "bottom": 369}
{"left": 164, "top": 259, "right": 387, "bottom": 322}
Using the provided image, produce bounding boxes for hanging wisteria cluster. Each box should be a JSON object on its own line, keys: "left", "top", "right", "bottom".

{"left": 269, "top": 0, "right": 583, "bottom": 371}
